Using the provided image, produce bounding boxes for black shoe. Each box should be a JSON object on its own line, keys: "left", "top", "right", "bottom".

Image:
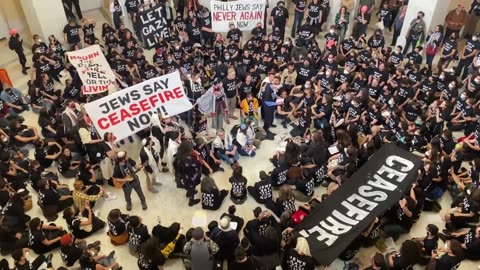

{"left": 142, "top": 202, "right": 148, "bottom": 210}
{"left": 25, "top": 66, "right": 30, "bottom": 70}
{"left": 271, "top": 124, "right": 277, "bottom": 128}
{"left": 46, "top": 253, "right": 53, "bottom": 264}
{"left": 281, "top": 122, "right": 287, "bottom": 129}
{"left": 438, "top": 233, "right": 450, "bottom": 242}
{"left": 22, "top": 69, "right": 28, "bottom": 75}
{"left": 188, "top": 198, "right": 200, "bottom": 206}
{"left": 126, "top": 204, "right": 132, "bottom": 211}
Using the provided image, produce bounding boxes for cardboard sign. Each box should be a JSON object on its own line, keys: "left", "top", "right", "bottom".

{"left": 210, "top": 0, "right": 266, "bottom": 32}
{"left": 295, "top": 144, "right": 422, "bottom": 266}
{"left": 84, "top": 71, "right": 192, "bottom": 141}
{"left": 67, "top": 45, "right": 116, "bottom": 95}
{"left": 137, "top": 5, "right": 170, "bottom": 49}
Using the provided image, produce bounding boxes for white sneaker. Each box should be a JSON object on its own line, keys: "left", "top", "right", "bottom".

{"left": 104, "top": 192, "right": 117, "bottom": 201}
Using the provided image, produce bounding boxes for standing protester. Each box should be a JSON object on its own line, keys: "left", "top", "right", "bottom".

{"left": 8, "top": 29, "right": 29, "bottom": 75}
{"left": 403, "top": 11, "right": 425, "bottom": 54}
{"left": 425, "top": 25, "right": 444, "bottom": 68}
{"left": 110, "top": 0, "right": 123, "bottom": 29}
{"left": 465, "top": 0, "right": 480, "bottom": 39}
{"left": 139, "top": 137, "right": 162, "bottom": 193}
{"left": 335, "top": 6, "right": 350, "bottom": 43}
{"left": 291, "top": 0, "right": 307, "bottom": 38}
{"left": 456, "top": 33, "right": 480, "bottom": 80}
{"left": 174, "top": 140, "right": 202, "bottom": 206}
{"left": 222, "top": 68, "right": 239, "bottom": 121}
{"left": 270, "top": 1, "right": 289, "bottom": 40}
{"left": 391, "top": 0, "right": 408, "bottom": 46}
{"left": 359, "top": 0, "right": 376, "bottom": 19}
{"left": 112, "top": 151, "right": 147, "bottom": 211}
{"left": 444, "top": 4, "right": 468, "bottom": 44}
{"left": 63, "top": 18, "right": 82, "bottom": 50}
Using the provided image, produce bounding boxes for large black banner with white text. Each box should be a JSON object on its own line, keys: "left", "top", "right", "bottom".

{"left": 295, "top": 144, "right": 422, "bottom": 266}
{"left": 137, "top": 5, "right": 170, "bottom": 49}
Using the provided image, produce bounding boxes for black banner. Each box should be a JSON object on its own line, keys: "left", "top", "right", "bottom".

{"left": 295, "top": 144, "right": 422, "bottom": 266}
{"left": 137, "top": 5, "right": 170, "bottom": 49}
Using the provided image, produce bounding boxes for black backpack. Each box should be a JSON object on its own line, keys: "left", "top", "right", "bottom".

{"left": 230, "top": 124, "right": 240, "bottom": 139}
{"left": 8, "top": 38, "right": 15, "bottom": 51}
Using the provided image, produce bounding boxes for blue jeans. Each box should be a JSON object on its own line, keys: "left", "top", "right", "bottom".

{"left": 238, "top": 147, "right": 256, "bottom": 157}
{"left": 426, "top": 54, "right": 435, "bottom": 67}
{"left": 291, "top": 12, "right": 304, "bottom": 36}
{"left": 216, "top": 146, "right": 239, "bottom": 165}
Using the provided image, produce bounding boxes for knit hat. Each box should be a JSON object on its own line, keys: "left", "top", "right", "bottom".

{"left": 117, "top": 151, "right": 126, "bottom": 159}
{"left": 60, "top": 233, "right": 73, "bottom": 246}
{"left": 192, "top": 227, "right": 204, "bottom": 240}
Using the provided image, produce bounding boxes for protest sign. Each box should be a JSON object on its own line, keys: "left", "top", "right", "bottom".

{"left": 84, "top": 71, "right": 192, "bottom": 141}
{"left": 66, "top": 45, "right": 116, "bottom": 95}
{"left": 295, "top": 143, "right": 422, "bottom": 266}
{"left": 210, "top": 0, "right": 266, "bottom": 32}
{"left": 137, "top": 5, "right": 170, "bottom": 49}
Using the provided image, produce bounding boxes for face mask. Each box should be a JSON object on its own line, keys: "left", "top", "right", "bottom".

{"left": 326, "top": 71, "right": 332, "bottom": 76}
{"left": 1, "top": 137, "right": 8, "bottom": 143}
{"left": 475, "top": 78, "right": 480, "bottom": 84}
{"left": 415, "top": 119, "right": 421, "bottom": 125}
{"left": 461, "top": 93, "right": 467, "bottom": 99}
{"left": 396, "top": 50, "right": 401, "bottom": 54}
{"left": 304, "top": 84, "right": 311, "bottom": 88}
{"left": 328, "top": 58, "right": 333, "bottom": 63}
{"left": 285, "top": 41, "right": 290, "bottom": 45}
{"left": 449, "top": 83, "right": 455, "bottom": 89}
{"left": 167, "top": 58, "right": 173, "bottom": 64}
{"left": 37, "top": 39, "right": 42, "bottom": 43}
{"left": 330, "top": 29, "right": 334, "bottom": 34}
{"left": 175, "top": 46, "right": 180, "bottom": 50}
{"left": 444, "top": 243, "right": 449, "bottom": 250}
{"left": 474, "top": 36, "right": 478, "bottom": 41}
{"left": 225, "top": 56, "right": 230, "bottom": 60}
{"left": 439, "top": 75, "right": 445, "bottom": 80}
{"left": 344, "top": 70, "right": 349, "bottom": 74}
{"left": 388, "top": 99, "right": 395, "bottom": 106}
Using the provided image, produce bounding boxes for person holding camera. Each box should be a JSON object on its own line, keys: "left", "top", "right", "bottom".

{"left": 183, "top": 227, "right": 219, "bottom": 270}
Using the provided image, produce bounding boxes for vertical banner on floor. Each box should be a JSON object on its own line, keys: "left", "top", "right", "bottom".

{"left": 210, "top": 0, "right": 266, "bottom": 32}
{"left": 294, "top": 144, "right": 422, "bottom": 266}
{"left": 137, "top": 4, "right": 170, "bottom": 49}
{"left": 66, "top": 45, "right": 116, "bottom": 95}
{"left": 83, "top": 71, "right": 192, "bottom": 141}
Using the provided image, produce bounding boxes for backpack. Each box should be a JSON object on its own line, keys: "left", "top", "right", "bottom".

{"left": 8, "top": 39, "right": 15, "bottom": 51}
{"left": 161, "top": 233, "right": 181, "bottom": 259}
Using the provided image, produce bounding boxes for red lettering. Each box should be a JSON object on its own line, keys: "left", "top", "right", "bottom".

{"left": 98, "top": 118, "right": 110, "bottom": 129}
{"left": 129, "top": 103, "right": 141, "bottom": 115}
{"left": 108, "top": 113, "right": 120, "bottom": 126}
{"left": 173, "top": 87, "right": 184, "bottom": 99}
{"left": 213, "top": 11, "right": 236, "bottom": 21}
{"left": 163, "top": 90, "right": 174, "bottom": 101}
{"left": 149, "top": 95, "right": 160, "bottom": 108}
{"left": 139, "top": 99, "right": 151, "bottom": 111}
{"left": 119, "top": 108, "right": 132, "bottom": 122}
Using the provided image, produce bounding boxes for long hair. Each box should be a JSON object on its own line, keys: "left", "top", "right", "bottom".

{"left": 138, "top": 238, "right": 161, "bottom": 262}
{"left": 295, "top": 237, "right": 311, "bottom": 257}
{"left": 278, "top": 185, "right": 294, "bottom": 201}
{"left": 399, "top": 240, "right": 423, "bottom": 265}
{"left": 200, "top": 176, "right": 217, "bottom": 193}
{"left": 176, "top": 140, "right": 193, "bottom": 161}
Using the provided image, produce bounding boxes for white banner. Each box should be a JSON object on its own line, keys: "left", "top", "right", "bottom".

{"left": 84, "top": 71, "right": 192, "bottom": 141}
{"left": 210, "top": 0, "right": 266, "bottom": 32}
{"left": 66, "top": 45, "right": 116, "bottom": 95}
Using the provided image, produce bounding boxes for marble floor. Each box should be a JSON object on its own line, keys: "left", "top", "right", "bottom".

{"left": 0, "top": 8, "right": 478, "bottom": 270}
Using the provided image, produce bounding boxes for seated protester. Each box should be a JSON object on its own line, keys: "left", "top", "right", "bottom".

{"left": 210, "top": 217, "right": 240, "bottom": 263}
{"left": 183, "top": 227, "right": 220, "bottom": 270}
{"left": 253, "top": 225, "right": 282, "bottom": 268}
{"left": 233, "top": 124, "right": 256, "bottom": 157}
{"left": 0, "top": 85, "right": 29, "bottom": 114}
{"left": 37, "top": 179, "right": 73, "bottom": 221}
{"left": 107, "top": 208, "right": 129, "bottom": 245}
{"left": 62, "top": 203, "right": 106, "bottom": 239}
{"left": 79, "top": 250, "right": 120, "bottom": 270}
{"left": 444, "top": 189, "right": 480, "bottom": 231}
{"left": 428, "top": 239, "right": 463, "bottom": 270}
{"left": 1, "top": 189, "right": 30, "bottom": 232}
{"left": 229, "top": 246, "right": 256, "bottom": 270}
{"left": 34, "top": 139, "right": 62, "bottom": 168}
{"left": 192, "top": 114, "right": 216, "bottom": 139}
{"left": 29, "top": 160, "right": 58, "bottom": 192}
{"left": 289, "top": 168, "right": 315, "bottom": 202}
{"left": 290, "top": 107, "right": 312, "bottom": 138}
{"left": 381, "top": 195, "right": 418, "bottom": 241}
{"left": 137, "top": 238, "right": 166, "bottom": 270}
{"left": 229, "top": 166, "right": 248, "bottom": 204}
{"left": 37, "top": 108, "right": 57, "bottom": 139}
{"left": 220, "top": 205, "right": 245, "bottom": 234}
{"left": 386, "top": 240, "right": 424, "bottom": 270}
{"left": 413, "top": 224, "right": 439, "bottom": 257}
{"left": 271, "top": 163, "right": 290, "bottom": 187}
{"left": 282, "top": 237, "right": 315, "bottom": 270}
{"left": 265, "top": 185, "right": 296, "bottom": 217}
{"left": 72, "top": 180, "right": 111, "bottom": 210}
{"left": 11, "top": 248, "right": 54, "bottom": 270}
{"left": 59, "top": 233, "right": 103, "bottom": 268}
{"left": 363, "top": 252, "right": 387, "bottom": 270}
{"left": 8, "top": 119, "right": 39, "bottom": 149}
{"left": 213, "top": 129, "right": 240, "bottom": 167}
{"left": 151, "top": 222, "right": 185, "bottom": 255}
{"left": 240, "top": 93, "right": 260, "bottom": 126}
{"left": 127, "top": 215, "right": 150, "bottom": 254}
{"left": 58, "top": 146, "right": 80, "bottom": 178}
{"left": 201, "top": 176, "right": 228, "bottom": 211}
{"left": 247, "top": 170, "right": 273, "bottom": 204}
{"left": 194, "top": 137, "right": 224, "bottom": 175}
{"left": 27, "top": 217, "right": 66, "bottom": 254}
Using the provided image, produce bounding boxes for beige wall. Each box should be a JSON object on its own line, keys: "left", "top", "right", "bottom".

{"left": 0, "top": 0, "right": 29, "bottom": 35}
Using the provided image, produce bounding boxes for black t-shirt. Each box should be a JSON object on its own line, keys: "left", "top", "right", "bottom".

{"left": 38, "top": 187, "right": 60, "bottom": 206}
{"left": 34, "top": 145, "right": 55, "bottom": 168}
{"left": 464, "top": 39, "right": 480, "bottom": 57}
{"left": 222, "top": 77, "right": 238, "bottom": 98}
{"left": 28, "top": 229, "right": 48, "bottom": 253}
{"left": 391, "top": 252, "right": 413, "bottom": 270}
{"left": 138, "top": 252, "right": 165, "bottom": 270}
{"left": 125, "top": 0, "right": 139, "bottom": 12}
{"left": 60, "top": 245, "right": 83, "bottom": 266}
{"left": 129, "top": 224, "right": 150, "bottom": 250}
{"left": 63, "top": 24, "right": 81, "bottom": 44}
{"left": 227, "top": 28, "right": 243, "bottom": 43}
{"left": 57, "top": 155, "right": 71, "bottom": 174}
{"left": 229, "top": 257, "right": 257, "bottom": 270}
{"left": 436, "top": 254, "right": 461, "bottom": 270}
{"left": 108, "top": 216, "right": 128, "bottom": 236}
{"left": 282, "top": 248, "right": 315, "bottom": 270}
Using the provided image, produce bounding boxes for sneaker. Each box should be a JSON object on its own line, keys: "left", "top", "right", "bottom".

{"left": 188, "top": 198, "right": 200, "bottom": 206}
{"left": 230, "top": 116, "right": 238, "bottom": 120}
{"left": 153, "top": 182, "right": 163, "bottom": 186}
{"left": 271, "top": 124, "right": 277, "bottom": 128}
{"left": 142, "top": 203, "right": 148, "bottom": 210}
{"left": 161, "top": 162, "right": 167, "bottom": 166}
{"left": 149, "top": 187, "right": 159, "bottom": 193}
{"left": 104, "top": 192, "right": 117, "bottom": 201}
{"left": 126, "top": 204, "right": 132, "bottom": 211}
{"left": 161, "top": 167, "right": 169, "bottom": 173}
{"left": 22, "top": 70, "right": 28, "bottom": 75}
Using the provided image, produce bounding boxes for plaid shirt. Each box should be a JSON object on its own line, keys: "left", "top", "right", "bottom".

{"left": 73, "top": 189, "right": 102, "bottom": 208}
